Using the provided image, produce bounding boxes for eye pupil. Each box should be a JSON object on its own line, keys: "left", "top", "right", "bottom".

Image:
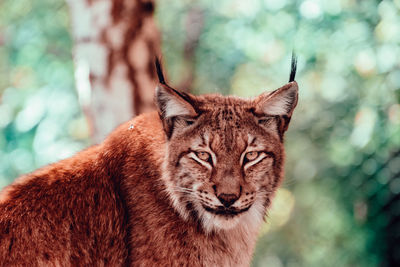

{"left": 196, "top": 151, "right": 211, "bottom": 161}
{"left": 245, "top": 151, "right": 258, "bottom": 161}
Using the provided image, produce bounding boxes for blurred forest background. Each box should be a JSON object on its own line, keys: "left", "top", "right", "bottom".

{"left": 1, "top": 0, "right": 400, "bottom": 266}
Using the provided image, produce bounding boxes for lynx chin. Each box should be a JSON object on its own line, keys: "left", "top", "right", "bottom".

{"left": 0, "top": 56, "right": 298, "bottom": 266}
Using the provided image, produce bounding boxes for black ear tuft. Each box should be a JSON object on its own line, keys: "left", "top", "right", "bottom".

{"left": 289, "top": 51, "right": 297, "bottom": 82}
{"left": 155, "top": 57, "right": 166, "bottom": 84}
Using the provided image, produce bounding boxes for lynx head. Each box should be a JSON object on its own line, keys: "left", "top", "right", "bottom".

{"left": 155, "top": 57, "right": 298, "bottom": 233}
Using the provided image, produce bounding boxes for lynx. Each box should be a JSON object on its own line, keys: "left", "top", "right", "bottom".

{"left": 0, "top": 57, "right": 298, "bottom": 266}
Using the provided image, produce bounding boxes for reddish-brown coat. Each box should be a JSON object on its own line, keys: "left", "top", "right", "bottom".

{"left": 0, "top": 80, "right": 298, "bottom": 265}
{"left": 0, "top": 113, "right": 247, "bottom": 266}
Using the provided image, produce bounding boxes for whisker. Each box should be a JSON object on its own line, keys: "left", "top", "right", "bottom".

{"left": 172, "top": 190, "right": 197, "bottom": 195}
{"left": 281, "top": 177, "right": 297, "bottom": 187}
{"left": 172, "top": 186, "right": 196, "bottom": 192}
{"left": 256, "top": 189, "right": 274, "bottom": 195}
{"left": 172, "top": 187, "right": 197, "bottom": 194}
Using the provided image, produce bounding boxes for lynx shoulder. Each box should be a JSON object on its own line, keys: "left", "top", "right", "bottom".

{"left": 0, "top": 58, "right": 298, "bottom": 266}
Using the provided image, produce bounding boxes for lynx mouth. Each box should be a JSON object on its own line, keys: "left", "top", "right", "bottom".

{"left": 202, "top": 204, "right": 250, "bottom": 217}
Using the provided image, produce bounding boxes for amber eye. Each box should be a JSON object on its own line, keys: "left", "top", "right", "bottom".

{"left": 245, "top": 151, "right": 259, "bottom": 162}
{"left": 196, "top": 151, "right": 211, "bottom": 162}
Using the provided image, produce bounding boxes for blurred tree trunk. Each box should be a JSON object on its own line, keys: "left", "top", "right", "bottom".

{"left": 66, "top": 0, "right": 161, "bottom": 143}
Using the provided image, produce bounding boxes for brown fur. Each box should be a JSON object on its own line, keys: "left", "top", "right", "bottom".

{"left": 0, "top": 81, "right": 298, "bottom": 266}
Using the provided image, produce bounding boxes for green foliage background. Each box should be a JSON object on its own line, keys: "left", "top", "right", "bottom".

{"left": 1, "top": 0, "right": 400, "bottom": 266}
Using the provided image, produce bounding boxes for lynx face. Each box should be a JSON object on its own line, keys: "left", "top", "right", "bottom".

{"left": 155, "top": 80, "right": 298, "bottom": 232}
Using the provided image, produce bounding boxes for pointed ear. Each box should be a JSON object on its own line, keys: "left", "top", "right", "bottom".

{"left": 155, "top": 83, "right": 198, "bottom": 137}
{"left": 254, "top": 82, "right": 298, "bottom": 136}
{"left": 254, "top": 81, "right": 298, "bottom": 117}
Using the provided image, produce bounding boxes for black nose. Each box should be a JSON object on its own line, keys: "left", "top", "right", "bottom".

{"left": 217, "top": 193, "right": 239, "bottom": 208}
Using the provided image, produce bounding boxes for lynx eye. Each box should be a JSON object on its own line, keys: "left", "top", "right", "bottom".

{"left": 196, "top": 151, "right": 211, "bottom": 162}
{"left": 245, "top": 151, "right": 259, "bottom": 161}
{"left": 185, "top": 119, "right": 195, "bottom": 125}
